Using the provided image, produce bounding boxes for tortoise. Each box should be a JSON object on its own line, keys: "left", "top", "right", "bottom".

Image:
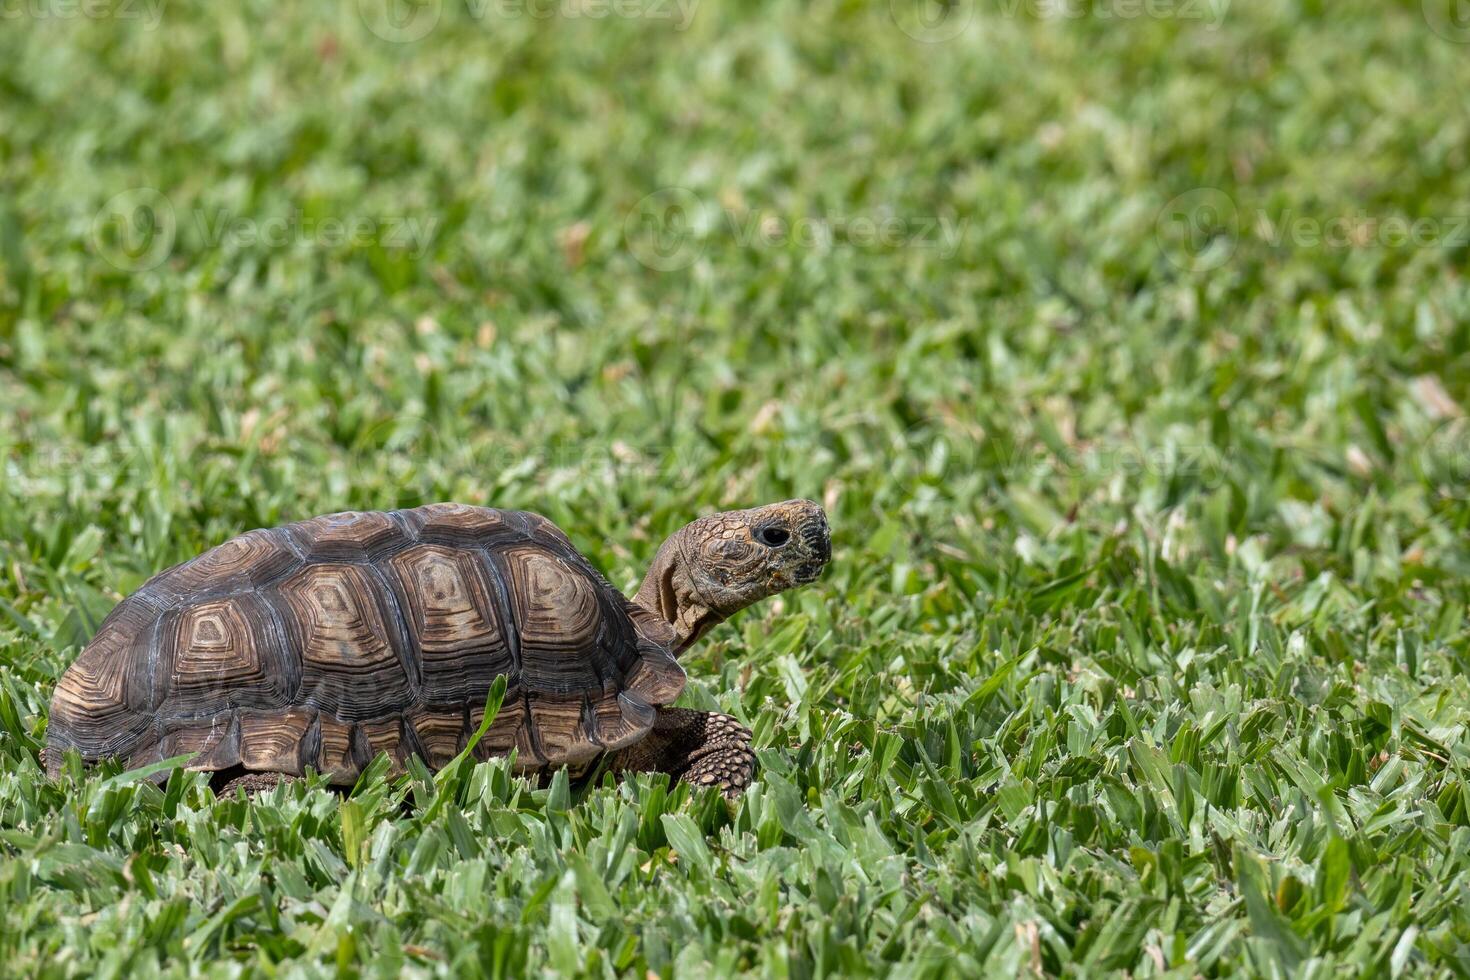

{"left": 46, "top": 500, "right": 830, "bottom": 798}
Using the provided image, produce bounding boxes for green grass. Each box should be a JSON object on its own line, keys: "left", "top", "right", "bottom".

{"left": 2, "top": 0, "right": 1470, "bottom": 974}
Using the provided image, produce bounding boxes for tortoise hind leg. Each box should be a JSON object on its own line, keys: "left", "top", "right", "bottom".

{"left": 215, "top": 769, "right": 297, "bottom": 797}
{"left": 609, "top": 708, "right": 756, "bottom": 799}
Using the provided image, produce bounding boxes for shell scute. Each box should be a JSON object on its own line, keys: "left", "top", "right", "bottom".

{"left": 163, "top": 593, "right": 298, "bottom": 714}
{"left": 399, "top": 502, "right": 521, "bottom": 548}
{"left": 496, "top": 546, "right": 610, "bottom": 692}
{"left": 275, "top": 563, "right": 414, "bottom": 721}
{"left": 144, "top": 528, "right": 301, "bottom": 604}
{"left": 385, "top": 544, "right": 513, "bottom": 704}
{"left": 236, "top": 709, "right": 312, "bottom": 774}
{"left": 286, "top": 510, "right": 411, "bottom": 563}
{"left": 47, "top": 592, "right": 167, "bottom": 765}
{"left": 407, "top": 707, "right": 468, "bottom": 770}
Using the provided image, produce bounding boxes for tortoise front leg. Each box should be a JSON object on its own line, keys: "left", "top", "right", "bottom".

{"left": 610, "top": 708, "right": 756, "bottom": 799}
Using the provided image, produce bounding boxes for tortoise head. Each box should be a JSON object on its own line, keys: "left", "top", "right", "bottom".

{"left": 634, "top": 499, "right": 831, "bottom": 654}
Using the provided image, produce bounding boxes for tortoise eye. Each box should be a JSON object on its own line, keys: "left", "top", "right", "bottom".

{"left": 756, "top": 526, "right": 790, "bottom": 547}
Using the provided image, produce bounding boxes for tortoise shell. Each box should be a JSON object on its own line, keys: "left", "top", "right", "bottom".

{"left": 47, "top": 504, "right": 686, "bottom": 783}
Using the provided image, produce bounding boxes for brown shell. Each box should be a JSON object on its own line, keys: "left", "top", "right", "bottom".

{"left": 46, "top": 504, "right": 685, "bottom": 783}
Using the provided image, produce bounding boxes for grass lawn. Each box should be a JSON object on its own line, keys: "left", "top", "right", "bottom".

{"left": 3, "top": 0, "right": 1470, "bottom": 974}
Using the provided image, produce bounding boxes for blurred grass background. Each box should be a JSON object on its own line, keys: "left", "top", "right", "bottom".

{"left": 2, "top": 0, "right": 1470, "bottom": 974}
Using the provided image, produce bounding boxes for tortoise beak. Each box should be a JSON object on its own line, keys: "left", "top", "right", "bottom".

{"left": 794, "top": 562, "right": 825, "bottom": 584}
{"left": 803, "top": 514, "right": 831, "bottom": 563}
{"left": 794, "top": 505, "right": 831, "bottom": 581}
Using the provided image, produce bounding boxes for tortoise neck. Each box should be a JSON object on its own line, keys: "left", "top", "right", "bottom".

{"left": 633, "top": 534, "right": 723, "bottom": 656}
